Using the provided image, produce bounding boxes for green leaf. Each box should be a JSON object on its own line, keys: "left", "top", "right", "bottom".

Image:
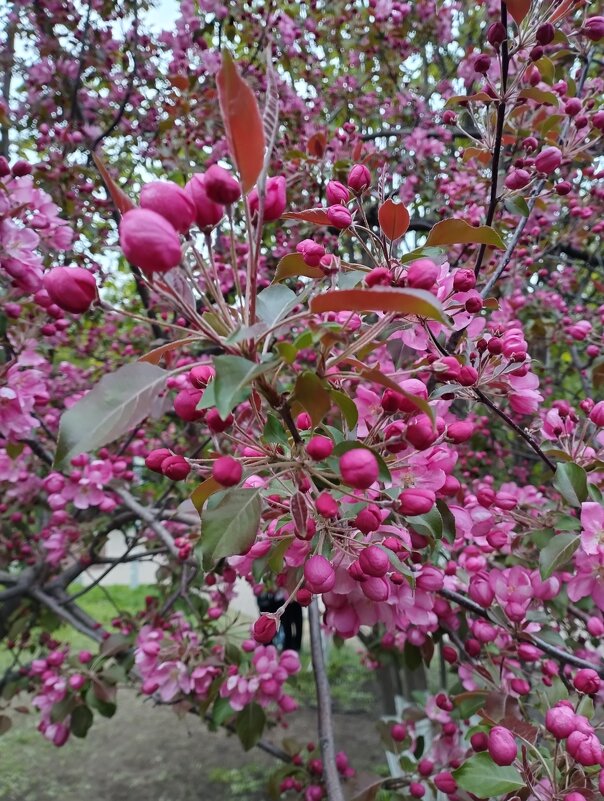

{"left": 212, "top": 697, "right": 235, "bottom": 727}
{"left": 236, "top": 702, "right": 266, "bottom": 751}
{"left": 405, "top": 506, "right": 443, "bottom": 540}
{"left": 544, "top": 676, "right": 569, "bottom": 707}
{"left": 263, "top": 413, "right": 290, "bottom": 446}
{"left": 403, "top": 642, "right": 422, "bottom": 670}
{"left": 553, "top": 462, "right": 588, "bottom": 507}
{"left": 400, "top": 246, "right": 445, "bottom": 264}
{"left": 199, "top": 488, "right": 262, "bottom": 569}
{"left": 539, "top": 533, "right": 580, "bottom": 579}
{"left": 54, "top": 362, "right": 168, "bottom": 467}
{"left": 85, "top": 686, "right": 116, "bottom": 718}
{"left": 292, "top": 371, "right": 332, "bottom": 426}
{"left": 576, "top": 694, "right": 594, "bottom": 719}
{"left": 453, "top": 753, "right": 525, "bottom": 798}
{"left": 436, "top": 500, "right": 456, "bottom": 543}
{"left": 505, "top": 196, "right": 530, "bottom": 217}
{"left": 426, "top": 219, "right": 505, "bottom": 249}
{"left": 213, "top": 355, "right": 275, "bottom": 419}
{"left": 330, "top": 389, "right": 358, "bottom": 429}
{"left": 256, "top": 284, "right": 298, "bottom": 326}
{"left": 71, "top": 705, "right": 94, "bottom": 738}
{"left": 51, "top": 696, "right": 75, "bottom": 723}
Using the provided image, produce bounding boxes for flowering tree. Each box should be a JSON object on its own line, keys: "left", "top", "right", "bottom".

{"left": 1, "top": 0, "right": 604, "bottom": 799}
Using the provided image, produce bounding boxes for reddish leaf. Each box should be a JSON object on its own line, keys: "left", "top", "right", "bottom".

{"left": 92, "top": 152, "right": 135, "bottom": 216}
{"left": 547, "top": 0, "right": 577, "bottom": 24}
{"left": 307, "top": 131, "right": 327, "bottom": 158}
{"left": 505, "top": 0, "right": 531, "bottom": 24}
{"left": 292, "top": 372, "right": 331, "bottom": 426}
{"left": 310, "top": 288, "right": 446, "bottom": 323}
{"left": 281, "top": 208, "right": 331, "bottom": 226}
{"left": 426, "top": 219, "right": 505, "bottom": 249}
{"left": 191, "top": 477, "right": 223, "bottom": 512}
{"left": 138, "top": 336, "right": 199, "bottom": 365}
{"left": 342, "top": 359, "right": 435, "bottom": 421}
{"left": 169, "top": 74, "right": 189, "bottom": 91}
{"left": 378, "top": 198, "right": 410, "bottom": 240}
{"left": 273, "top": 254, "right": 324, "bottom": 282}
{"left": 217, "top": 51, "right": 265, "bottom": 194}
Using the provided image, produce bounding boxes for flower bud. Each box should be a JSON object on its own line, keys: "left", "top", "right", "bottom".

{"left": 304, "top": 554, "right": 336, "bottom": 594}
{"left": 406, "top": 414, "right": 439, "bottom": 450}
{"left": 140, "top": 180, "right": 196, "bottom": 232}
{"left": 173, "top": 388, "right": 204, "bottom": 422}
{"left": 416, "top": 565, "right": 444, "bottom": 591}
{"left": 119, "top": 209, "right": 182, "bottom": 275}
{"left": 43, "top": 267, "right": 97, "bottom": 314}
{"left": 391, "top": 722, "right": 407, "bottom": 742}
{"left": 535, "top": 146, "right": 562, "bottom": 174}
{"left": 185, "top": 174, "right": 224, "bottom": 229}
{"left": 458, "top": 365, "right": 478, "bottom": 386}
{"left": 487, "top": 22, "right": 506, "bottom": 49}
{"left": 253, "top": 614, "right": 277, "bottom": 644}
{"left": 505, "top": 169, "right": 531, "bottom": 190}
{"left": 204, "top": 165, "right": 241, "bottom": 205}
{"left": 488, "top": 726, "right": 517, "bottom": 766}
{"left": 555, "top": 181, "right": 572, "bottom": 196}
{"left": 347, "top": 164, "right": 371, "bottom": 193}
{"left": 536, "top": 23, "right": 555, "bottom": 45}
{"left": 206, "top": 408, "right": 233, "bottom": 433}
{"left": 360, "top": 575, "right": 390, "bottom": 601}
{"left": 406, "top": 258, "right": 439, "bottom": 289}
{"left": 306, "top": 435, "right": 334, "bottom": 460}
{"left": 212, "top": 456, "right": 243, "bottom": 487}
{"left": 573, "top": 668, "right": 600, "bottom": 695}
{"left": 583, "top": 16, "right": 604, "bottom": 41}
{"left": 453, "top": 268, "right": 476, "bottom": 292}
{"left": 354, "top": 506, "right": 381, "bottom": 534}
{"left": 398, "top": 488, "right": 435, "bottom": 516}
{"left": 161, "top": 455, "right": 191, "bottom": 481}
{"left": 189, "top": 365, "right": 215, "bottom": 388}
{"left": 471, "top": 731, "right": 488, "bottom": 751}
{"left": 358, "top": 544, "right": 390, "bottom": 577}
{"left": 339, "top": 448, "right": 379, "bottom": 489}
{"left": 434, "top": 773, "right": 457, "bottom": 794}
{"left": 327, "top": 204, "right": 353, "bottom": 229}
{"left": 545, "top": 703, "right": 576, "bottom": 739}
{"left": 145, "top": 448, "right": 172, "bottom": 473}
{"left": 474, "top": 54, "right": 491, "bottom": 74}
{"left": 589, "top": 401, "right": 604, "bottom": 426}
{"left": 447, "top": 420, "right": 474, "bottom": 443}
{"left": 316, "top": 492, "right": 339, "bottom": 518}
{"left": 249, "top": 175, "right": 286, "bottom": 221}
{"left": 12, "top": 159, "right": 32, "bottom": 177}
{"left": 326, "top": 180, "right": 350, "bottom": 205}
{"left": 566, "top": 731, "right": 602, "bottom": 766}
{"left": 296, "top": 239, "right": 326, "bottom": 267}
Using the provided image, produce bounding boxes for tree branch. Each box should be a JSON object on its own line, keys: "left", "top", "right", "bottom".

{"left": 309, "top": 599, "right": 344, "bottom": 801}
{"left": 439, "top": 588, "right": 604, "bottom": 678}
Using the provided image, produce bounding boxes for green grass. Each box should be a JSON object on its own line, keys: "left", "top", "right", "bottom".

{"left": 0, "top": 584, "right": 155, "bottom": 674}
{"left": 290, "top": 643, "right": 376, "bottom": 713}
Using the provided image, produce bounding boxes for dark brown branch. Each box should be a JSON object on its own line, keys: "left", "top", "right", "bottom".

{"left": 474, "top": 1, "right": 509, "bottom": 279}
{"left": 439, "top": 588, "right": 604, "bottom": 678}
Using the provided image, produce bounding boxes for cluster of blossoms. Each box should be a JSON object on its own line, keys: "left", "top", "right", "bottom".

{"left": 380, "top": 667, "right": 604, "bottom": 800}
{"left": 1, "top": 4, "right": 604, "bottom": 801}
{"left": 135, "top": 615, "right": 299, "bottom": 713}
